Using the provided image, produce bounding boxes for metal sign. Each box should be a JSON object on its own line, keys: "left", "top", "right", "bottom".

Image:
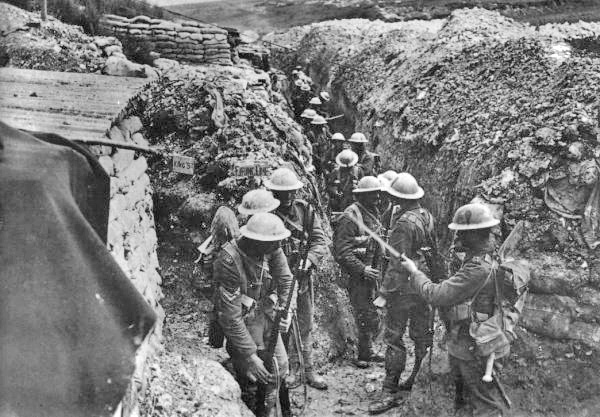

{"left": 232, "top": 162, "right": 269, "bottom": 178}
{"left": 172, "top": 154, "right": 195, "bottom": 175}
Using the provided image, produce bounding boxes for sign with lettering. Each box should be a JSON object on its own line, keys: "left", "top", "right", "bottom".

{"left": 172, "top": 154, "right": 195, "bottom": 175}
{"left": 232, "top": 163, "right": 269, "bottom": 178}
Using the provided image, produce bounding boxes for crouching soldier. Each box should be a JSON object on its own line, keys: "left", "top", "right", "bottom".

{"left": 214, "top": 212, "right": 294, "bottom": 417}
{"left": 399, "top": 203, "right": 508, "bottom": 417}
{"left": 333, "top": 176, "right": 384, "bottom": 368}
{"left": 265, "top": 167, "right": 329, "bottom": 390}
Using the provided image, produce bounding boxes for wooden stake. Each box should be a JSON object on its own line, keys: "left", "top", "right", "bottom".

{"left": 41, "top": 0, "right": 47, "bottom": 21}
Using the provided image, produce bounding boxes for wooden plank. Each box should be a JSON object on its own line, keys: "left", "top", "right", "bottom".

{"left": 0, "top": 68, "right": 150, "bottom": 142}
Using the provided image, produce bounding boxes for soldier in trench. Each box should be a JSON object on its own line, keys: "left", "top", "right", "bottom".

{"left": 265, "top": 167, "right": 329, "bottom": 391}
{"left": 333, "top": 176, "right": 385, "bottom": 369}
{"left": 369, "top": 173, "right": 437, "bottom": 415}
{"left": 398, "top": 203, "right": 509, "bottom": 417}
{"left": 327, "top": 149, "right": 362, "bottom": 213}
{"left": 349, "top": 132, "right": 379, "bottom": 177}
{"left": 213, "top": 212, "right": 294, "bottom": 417}
{"left": 306, "top": 115, "right": 331, "bottom": 176}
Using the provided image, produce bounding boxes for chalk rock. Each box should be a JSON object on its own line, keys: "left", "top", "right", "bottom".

{"left": 102, "top": 56, "right": 146, "bottom": 77}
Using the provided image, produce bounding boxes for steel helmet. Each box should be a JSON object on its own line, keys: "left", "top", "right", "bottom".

{"left": 300, "top": 109, "right": 317, "bottom": 119}
{"left": 238, "top": 189, "right": 280, "bottom": 215}
{"left": 377, "top": 170, "right": 398, "bottom": 188}
{"left": 264, "top": 167, "right": 304, "bottom": 191}
{"left": 448, "top": 203, "right": 500, "bottom": 231}
{"left": 386, "top": 172, "right": 424, "bottom": 199}
{"left": 310, "top": 115, "right": 327, "bottom": 125}
{"left": 309, "top": 97, "right": 322, "bottom": 105}
{"left": 240, "top": 212, "right": 291, "bottom": 241}
{"left": 320, "top": 92, "right": 331, "bottom": 102}
{"left": 300, "top": 84, "right": 311, "bottom": 92}
{"left": 294, "top": 79, "right": 303, "bottom": 87}
{"left": 332, "top": 132, "right": 345, "bottom": 141}
{"left": 335, "top": 149, "right": 359, "bottom": 168}
{"left": 353, "top": 176, "right": 382, "bottom": 193}
{"left": 349, "top": 132, "right": 368, "bottom": 143}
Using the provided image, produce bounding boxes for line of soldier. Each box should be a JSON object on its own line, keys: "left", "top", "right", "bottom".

{"left": 205, "top": 161, "right": 508, "bottom": 417}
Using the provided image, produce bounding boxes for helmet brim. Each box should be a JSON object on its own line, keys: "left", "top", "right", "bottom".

{"left": 264, "top": 179, "right": 304, "bottom": 191}
{"left": 240, "top": 225, "right": 291, "bottom": 241}
{"left": 353, "top": 187, "right": 381, "bottom": 194}
{"left": 335, "top": 154, "right": 359, "bottom": 167}
{"left": 311, "top": 119, "right": 327, "bottom": 125}
{"left": 385, "top": 185, "right": 424, "bottom": 200}
{"left": 301, "top": 113, "right": 316, "bottom": 119}
{"left": 448, "top": 218, "right": 500, "bottom": 231}
{"left": 348, "top": 138, "right": 368, "bottom": 143}
{"left": 237, "top": 199, "right": 280, "bottom": 215}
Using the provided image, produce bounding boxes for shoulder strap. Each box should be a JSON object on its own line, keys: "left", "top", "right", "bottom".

{"left": 223, "top": 241, "right": 248, "bottom": 294}
{"left": 344, "top": 204, "right": 364, "bottom": 233}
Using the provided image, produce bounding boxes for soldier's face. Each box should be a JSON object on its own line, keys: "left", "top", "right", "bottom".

{"left": 358, "top": 192, "right": 380, "bottom": 211}
{"left": 274, "top": 191, "right": 296, "bottom": 208}
{"left": 253, "top": 240, "right": 279, "bottom": 255}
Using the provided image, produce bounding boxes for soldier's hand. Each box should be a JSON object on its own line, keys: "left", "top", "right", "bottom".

{"left": 400, "top": 253, "right": 419, "bottom": 275}
{"left": 279, "top": 311, "right": 292, "bottom": 333}
{"left": 300, "top": 259, "right": 312, "bottom": 271}
{"left": 363, "top": 266, "right": 379, "bottom": 281}
{"left": 247, "top": 354, "right": 273, "bottom": 384}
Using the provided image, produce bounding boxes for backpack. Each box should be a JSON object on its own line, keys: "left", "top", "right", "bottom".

{"left": 468, "top": 259, "right": 530, "bottom": 358}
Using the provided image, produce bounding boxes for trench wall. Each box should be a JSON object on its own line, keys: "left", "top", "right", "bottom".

{"left": 100, "top": 14, "right": 233, "bottom": 66}
{"left": 91, "top": 115, "right": 164, "bottom": 417}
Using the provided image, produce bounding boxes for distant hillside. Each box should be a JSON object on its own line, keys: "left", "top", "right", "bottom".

{"left": 169, "top": 0, "right": 600, "bottom": 34}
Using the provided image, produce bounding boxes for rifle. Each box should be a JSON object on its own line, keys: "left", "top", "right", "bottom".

{"left": 257, "top": 206, "right": 315, "bottom": 416}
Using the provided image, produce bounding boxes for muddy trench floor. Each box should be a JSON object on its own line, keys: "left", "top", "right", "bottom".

{"left": 147, "top": 226, "right": 600, "bottom": 417}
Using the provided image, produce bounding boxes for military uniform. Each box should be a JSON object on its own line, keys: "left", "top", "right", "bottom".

{"left": 275, "top": 200, "right": 327, "bottom": 377}
{"left": 327, "top": 166, "right": 362, "bottom": 212}
{"left": 380, "top": 202, "right": 435, "bottom": 391}
{"left": 357, "top": 150, "right": 378, "bottom": 177}
{"left": 307, "top": 129, "right": 331, "bottom": 175}
{"left": 333, "top": 202, "right": 383, "bottom": 360}
{"left": 410, "top": 249, "right": 507, "bottom": 417}
{"left": 214, "top": 239, "right": 293, "bottom": 415}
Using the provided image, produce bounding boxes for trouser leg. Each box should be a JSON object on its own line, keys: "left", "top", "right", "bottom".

{"left": 297, "top": 277, "right": 314, "bottom": 371}
{"left": 383, "top": 299, "right": 410, "bottom": 391}
{"left": 347, "top": 276, "right": 379, "bottom": 359}
{"left": 449, "top": 355, "right": 506, "bottom": 417}
{"left": 401, "top": 298, "right": 433, "bottom": 389}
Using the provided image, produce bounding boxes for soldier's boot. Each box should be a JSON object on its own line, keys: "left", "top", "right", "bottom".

{"left": 256, "top": 385, "right": 278, "bottom": 417}
{"left": 368, "top": 346, "right": 407, "bottom": 415}
{"left": 303, "top": 348, "right": 328, "bottom": 390}
{"left": 354, "top": 331, "right": 380, "bottom": 369}
{"left": 398, "top": 344, "right": 428, "bottom": 391}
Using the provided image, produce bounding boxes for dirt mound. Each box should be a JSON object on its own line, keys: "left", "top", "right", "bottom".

{"left": 268, "top": 8, "right": 600, "bottom": 415}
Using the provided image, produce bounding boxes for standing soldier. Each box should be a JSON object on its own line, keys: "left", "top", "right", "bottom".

{"left": 349, "top": 132, "right": 379, "bottom": 177}
{"left": 399, "top": 203, "right": 507, "bottom": 417}
{"left": 307, "top": 115, "right": 331, "bottom": 176}
{"left": 377, "top": 170, "right": 399, "bottom": 213}
{"left": 327, "top": 149, "right": 362, "bottom": 213}
{"left": 265, "top": 167, "right": 329, "bottom": 390}
{"left": 369, "top": 173, "right": 437, "bottom": 415}
{"left": 213, "top": 212, "right": 294, "bottom": 417}
{"left": 333, "top": 176, "right": 385, "bottom": 368}
{"left": 324, "top": 132, "right": 349, "bottom": 175}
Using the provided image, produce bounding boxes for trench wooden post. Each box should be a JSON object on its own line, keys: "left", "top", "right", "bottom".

{"left": 41, "top": 0, "right": 47, "bottom": 21}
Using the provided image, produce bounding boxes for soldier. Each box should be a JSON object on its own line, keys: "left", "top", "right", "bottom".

{"left": 327, "top": 149, "right": 362, "bottom": 213}
{"left": 324, "top": 132, "right": 349, "bottom": 175}
{"left": 349, "top": 132, "right": 379, "bottom": 177}
{"left": 265, "top": 167, "right": 329, "bottom": 390}
{"left": 369, "top": 173, "right": 437, "bottom": 415}
{"left": 307, "top": 115, "right": 331, "bottom": 176}
{"left": 238, "top": 189, "right": 280, "bottom": 217}
{"left": 333, "top": 176, "right": 385, "bottom": 368}
{"left": 214, "top": 212, "right": 294, "bottom": 417}
{"left": 399, "top": 203, "right": 507, "bottom": 417}
{"left": 299, "top": 108, "right": 317, "bottom": 132}
{"left": 377, "top": 170, "right": 398, "bottom": 213}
